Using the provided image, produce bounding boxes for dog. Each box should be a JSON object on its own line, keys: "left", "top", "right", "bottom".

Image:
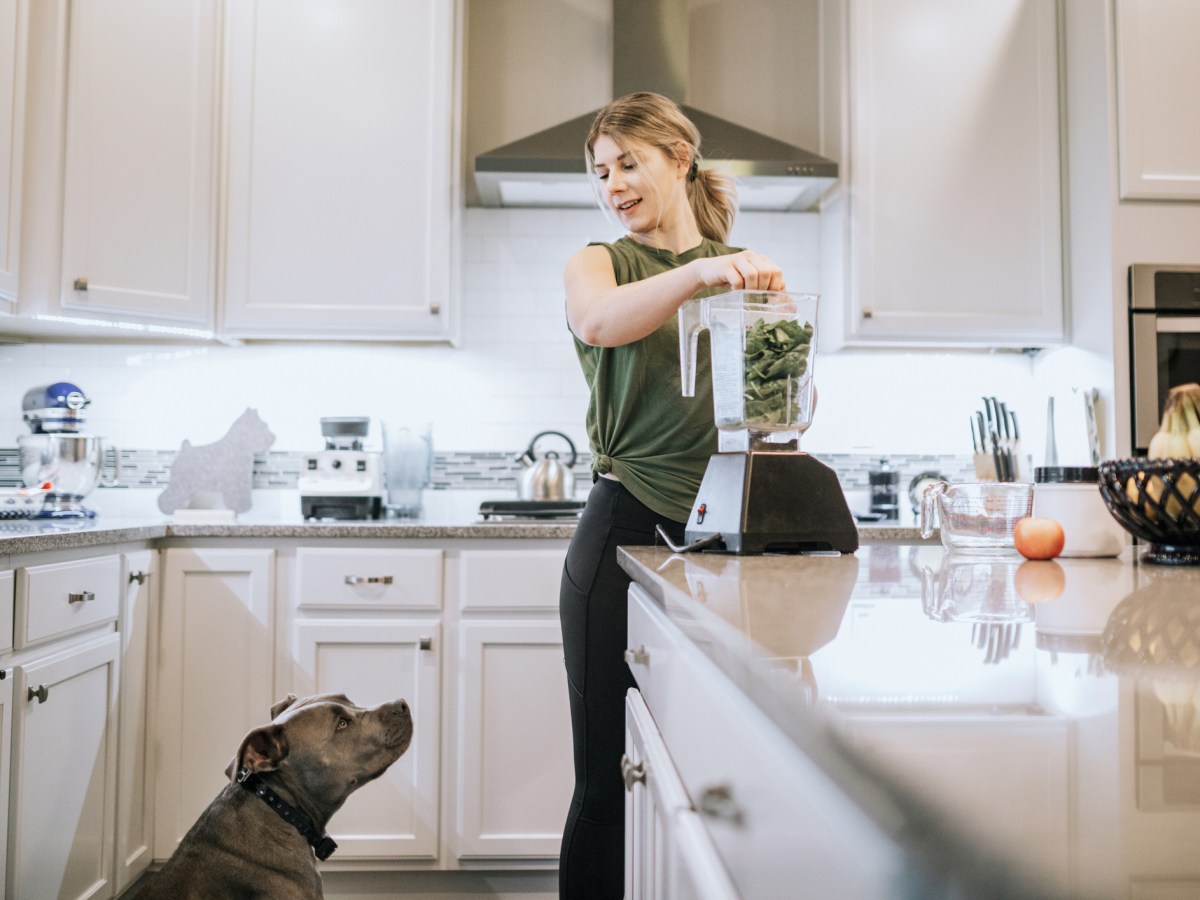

{"left": 140, "top": 692, "right": 412, "bottom": 899}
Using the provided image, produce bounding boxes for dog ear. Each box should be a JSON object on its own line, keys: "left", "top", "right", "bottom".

{"left": 270, "top": 693, "right": 299, "bottom": 719}
{"left": 231, "top": 724, "right": 289, "bottom": 779}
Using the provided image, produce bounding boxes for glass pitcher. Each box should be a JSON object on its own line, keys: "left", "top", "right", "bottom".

{"left": 678, "top": 290, "right": 819, "bottom": 451}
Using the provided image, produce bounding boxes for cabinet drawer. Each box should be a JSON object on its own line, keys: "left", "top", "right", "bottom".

{"left": 15, "top": 555, "right": 121, "bottom": 648}
{"left": 458, "top": 548, "right": 567, "bottom": 611}
{"left": 1, "top": 569, "right": 13, "bottom": 654}
{"left": 295, "top": 547, "right": 442, "bottom": 610}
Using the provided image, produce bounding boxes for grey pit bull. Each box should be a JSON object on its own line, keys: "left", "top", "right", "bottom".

{"left": 140, "top": 692, "right": 413, "bottom": 899}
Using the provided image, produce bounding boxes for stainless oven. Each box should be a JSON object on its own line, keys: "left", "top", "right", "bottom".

{"left": 1130, "top": 264, "right": 1200, "bottom": 453}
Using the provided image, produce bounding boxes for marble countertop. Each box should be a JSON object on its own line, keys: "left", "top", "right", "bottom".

{"left": 0, "top": 488, "right": 924, "bottom": 555}
{"left": 618, "top": 543, "right": 1200, "bottom": 899}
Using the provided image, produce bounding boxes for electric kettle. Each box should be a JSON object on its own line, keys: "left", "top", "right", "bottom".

{"left": 515, "top": 431, "right": 577, "bottom": 501}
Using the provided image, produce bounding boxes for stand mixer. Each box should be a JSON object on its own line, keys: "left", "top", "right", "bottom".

{"left": 17, "top": 382, "right": 121, "bottom": 518}
{"left": 662, "top": 290, "right": 858, "bottom": 554}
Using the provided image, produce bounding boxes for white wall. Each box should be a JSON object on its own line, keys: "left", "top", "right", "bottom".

{"left": 0, "top": 207, "right": 1089, "bottom": 467}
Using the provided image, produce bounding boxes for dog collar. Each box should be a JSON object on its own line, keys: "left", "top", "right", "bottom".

{"left": 237, "top": 769, "right": 338, "bottom": 861}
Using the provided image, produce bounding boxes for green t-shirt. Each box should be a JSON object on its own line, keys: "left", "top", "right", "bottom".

{"left": 571, "top": 235, "right": 737, "bottom": 523}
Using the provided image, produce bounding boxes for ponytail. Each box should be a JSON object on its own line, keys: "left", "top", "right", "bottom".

{"left": 687, "top": 161, "right": 736, "bottom": 244}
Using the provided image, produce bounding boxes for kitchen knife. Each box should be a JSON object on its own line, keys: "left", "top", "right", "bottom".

{"left": 995, "top": 398, "right": 1009, "bottom": 440}
{"left": 971, "top": 417, "right": 980, "bottom": 453}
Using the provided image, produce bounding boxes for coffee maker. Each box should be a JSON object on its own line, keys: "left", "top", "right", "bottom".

{"left": 18, "top": 382, "right": 121, "bottom": 518}
{"left": 299, "top": 417, "right": 386, "bottom": 520}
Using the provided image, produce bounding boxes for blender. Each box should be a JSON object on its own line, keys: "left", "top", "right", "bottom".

{"left": 661, "top": 290, "right": 858, "bottom": 554}
{"left": 17, "top": 382, "right": 121, "bottom": 518}
{"left": 298, "top": 417, "right": 386, "bottom": 520}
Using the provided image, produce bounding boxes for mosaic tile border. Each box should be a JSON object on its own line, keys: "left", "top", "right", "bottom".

{"left": 1, "top": 447, "right": 977, "bottom": 494}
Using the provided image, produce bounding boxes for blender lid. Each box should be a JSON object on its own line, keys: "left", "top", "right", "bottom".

{"left": 22, "top": 382, "right": 91, "bottom": 433}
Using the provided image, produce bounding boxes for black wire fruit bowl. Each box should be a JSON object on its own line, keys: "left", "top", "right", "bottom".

{"left": 1097, "top": 458, "right": 1200, "bottom": 565}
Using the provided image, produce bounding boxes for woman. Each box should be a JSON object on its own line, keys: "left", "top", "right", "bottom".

{"left": 558, "top": 91, "right": 787, "bottom": 898}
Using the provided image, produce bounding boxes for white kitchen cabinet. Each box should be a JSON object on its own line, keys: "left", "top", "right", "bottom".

{"left": 624, "top": 689, "right": 739, "bottom": 900}
{"left": 0, "top": 659, "right": 12, "bottom": 896}
{"left": 220, "top": 0, "right": 459, "bottom": 340}
{"left": 40, "top": 0, "right": 219, "bottom": 328}
{"left": 1116, "top": 0, "right": 1200, "bottom": 200}
{"left": 452, "top": 546, "right": 573, "bottom": 859}
{"left": 0, "top": 0, "right": 28, "bottom": 314}
{"left": 114, "top": 550, "right": 157, "bottom": 894}
{"left": 154, "top": 547, "right": 275, "bottom": 859}
{"left": 8, "top": 632, "right": 120, "bottom": 900}
{"left": 0, "top": 567, "right": 13, "bottom": 654}
{"left": 825, "top": 0, "right": 1064, "bottom": 347}
{"left": 292, "top": 619, "right": 441, "bottom": 859}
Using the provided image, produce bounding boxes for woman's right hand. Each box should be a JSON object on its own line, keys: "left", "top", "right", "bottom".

{"left": 692, "top": 250, "right": 786, "bottom": 292}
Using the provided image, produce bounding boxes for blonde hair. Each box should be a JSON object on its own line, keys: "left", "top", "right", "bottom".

{"left": 585, "top": 92, "right": 736, "bottom": 244}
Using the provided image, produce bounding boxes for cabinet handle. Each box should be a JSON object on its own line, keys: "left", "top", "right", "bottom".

{"left": 28, "top": 684, "right": 49, "bottom": 704}
{"left": 129, "top": 570, "right": 149, "bottom": 585}
{"left": 68, "top": 591, "right": 95, "bottom": 604}
{"left": 697, "top": 784, "right": 744, "bottom": 827}
{"left": 861, "top": 307, "right": 873, "bottom": 320}
{"left": 344, "top": 575, "right": 394, "bottom": 585}
{"left": 620, "top": 755, "right": 646, "bottom": 791}
{"left": 419, "top": 636, "right": 433, "bottom": 651}
{"left": 623, "top": 645, "right": 649, "bottom": 666}
{"left": 73, "top": 277, "right": 89, "bottom": 291}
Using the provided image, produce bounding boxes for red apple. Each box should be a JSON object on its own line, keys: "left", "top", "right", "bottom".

{"left": 1015, "top": 559, "right": 1066, "bottom": 603}
{"left": 1013, "top": 516, "right": 1066, "bottom": 560}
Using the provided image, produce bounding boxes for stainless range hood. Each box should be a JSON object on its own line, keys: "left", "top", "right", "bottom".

{"left": 473, "top": 0, "right": 838, "bottom": 212}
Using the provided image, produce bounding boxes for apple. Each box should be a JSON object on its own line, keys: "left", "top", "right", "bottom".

{"left": 1013, "top": 516, "right": 1066, "bottom": 560}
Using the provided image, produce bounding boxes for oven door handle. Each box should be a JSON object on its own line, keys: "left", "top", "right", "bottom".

{"left": 1155, "top": 316, "right": 1200, "bottom": 333}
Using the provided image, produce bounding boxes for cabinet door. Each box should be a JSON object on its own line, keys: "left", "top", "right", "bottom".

{"left": 154, "top": 548, "right": 275, "bottom": 859}
{"left": 838, "top": 0, "right": 1064, "bottom": 346}
{"left": 292, "top": 618, "right": 440, "bottom": 858}
{"left": 0, "top": 0, "right": 28, "bottom": 312}
{"left": 0, "top": 567, "right": 13, "bottom": 653}
{"left": 1116, "top": 0, "right": 1200, "bottom": 200}
{"left": 56, "top": 0, "right": 217, "bottom": 326}
{"left": 114, "top": 550, "right": 157, "bottom": 894}
{"left": 9, "top": 633, "right": 120, "bottom": 900}
{"left": 0, "top": 664, "right": 12, "bottom": 895}
{"left": 454, "top": 620, "right": 573, "bottom": 857}
{"left": 221, "top": 0, "right": 457, "bottom": 340}
{"left": 624, "top": 689, "right": 739, "bottom": 900}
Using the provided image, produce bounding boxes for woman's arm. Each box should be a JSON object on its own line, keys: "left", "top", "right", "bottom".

{"left": 565, "top": 246, "right": 786, "bottom": 347}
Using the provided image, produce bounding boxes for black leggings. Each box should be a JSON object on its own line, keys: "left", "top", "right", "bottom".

{"left": 558, "top": 478, "right": 686, "bottom": 899}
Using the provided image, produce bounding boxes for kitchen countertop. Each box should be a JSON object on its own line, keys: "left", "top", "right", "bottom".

{"left": 618, "top": 543, "right": 1200, "bottom": 899}
{"left": 0, "top": 489, "right": 925, "bottom": 555}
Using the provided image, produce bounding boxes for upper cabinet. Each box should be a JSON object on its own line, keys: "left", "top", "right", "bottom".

{"left": 21, "top": 0, "right": 220, "bottom": 332}
{"left": 0, "top": 0, "right": 28, "bottom": 316}
{"left": 1116, "top": 0, "right": 1200, "bottom": 201}
{"left": 219, "top": 0, "right": 459, "bottom": 341}
{"left": 823, "top": 0, "right": 1065, "bottom": 348}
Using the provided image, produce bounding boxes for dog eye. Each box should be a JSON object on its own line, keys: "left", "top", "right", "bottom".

{"left": 337, "top": 718, "right": 350, "bottom": 730}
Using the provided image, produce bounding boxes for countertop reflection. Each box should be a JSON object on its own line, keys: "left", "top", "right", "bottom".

{"left": 618, "top": 544, "right": 1200, "bottom": 899}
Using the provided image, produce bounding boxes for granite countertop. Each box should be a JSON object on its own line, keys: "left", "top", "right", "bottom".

{"left": 618, "top": 543, "right": 1200, "bottom": 899}
{"left": 0, "top": 488, "right": 924, "bottom": 555}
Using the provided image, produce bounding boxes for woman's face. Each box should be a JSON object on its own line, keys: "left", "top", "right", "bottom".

{"left": 591, "top": 134, "right": 687, "bottom": 234}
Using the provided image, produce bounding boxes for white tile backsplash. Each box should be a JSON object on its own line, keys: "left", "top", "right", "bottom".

{"left": 0, "top": 208, "right": 1073, "bottom": 462}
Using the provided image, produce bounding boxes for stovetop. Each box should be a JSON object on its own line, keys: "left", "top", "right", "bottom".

{"left": 479, "top": 499, "right": 586, "bottom": 521}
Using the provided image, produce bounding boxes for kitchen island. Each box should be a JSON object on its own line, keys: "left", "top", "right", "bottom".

{"left": 618, "top": 543, "right": 1200, "bottom": 898}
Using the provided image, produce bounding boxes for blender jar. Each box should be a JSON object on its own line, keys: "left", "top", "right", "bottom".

{"left": 679, "top": 290, "right": 818, "bottom": 450}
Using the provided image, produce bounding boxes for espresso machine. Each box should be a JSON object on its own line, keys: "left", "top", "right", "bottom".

{"left": 299, "top": 417, "right": 386, "bottom": 520}
{"left": 18, "top": 382, "right": 121, "bottom": 518}
{"left": 661, "top": 290, "right": 858, "bottom": 554}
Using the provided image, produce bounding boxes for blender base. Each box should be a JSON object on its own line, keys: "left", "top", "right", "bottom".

{"left": 684, "top": 452, "right": 859, "bottom": 554}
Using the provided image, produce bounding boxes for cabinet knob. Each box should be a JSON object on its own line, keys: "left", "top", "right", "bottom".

{"left": 861, "top": 307, "right": 874, "bottom": 320}
{"left": 129, "top": 570, "right": 149, "bottom": 585}
{"left": 419, "top": 636, "right": 433, "bottom": 651}
{"left": 620, "top": 754, "right": 646, "bottom": 791}
{"left": 73, "top": 277, "right": 89, "bottom": 291}
{"left": 623, "top": 645, "right": 649, "bottom": 667}
{"left": 68, "top": 591, "right": 95, "bottom": 604}
{"left": 697, "top": 783, "right": 744, "bottom": 827}
{"left": 28, "top": 684, "right": 49, "bottom": 704}
{"left": 344, "top": 575, "right": 394, "bottom": 585}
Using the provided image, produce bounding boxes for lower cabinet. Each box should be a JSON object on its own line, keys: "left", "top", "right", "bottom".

{"left": 0, "top": 653, "right": 12, "bottom": 895}
{"left": 154, "top": 547, "right": 275, "bottom": 859}
{"left": 291, "top": 618, "right": 441, "bottom": 858}
{"left": 9, "top": 632, "right": 120, "bottom": 900}
{"left": 624, "top": 689, "right": 739, "bottom": 900}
